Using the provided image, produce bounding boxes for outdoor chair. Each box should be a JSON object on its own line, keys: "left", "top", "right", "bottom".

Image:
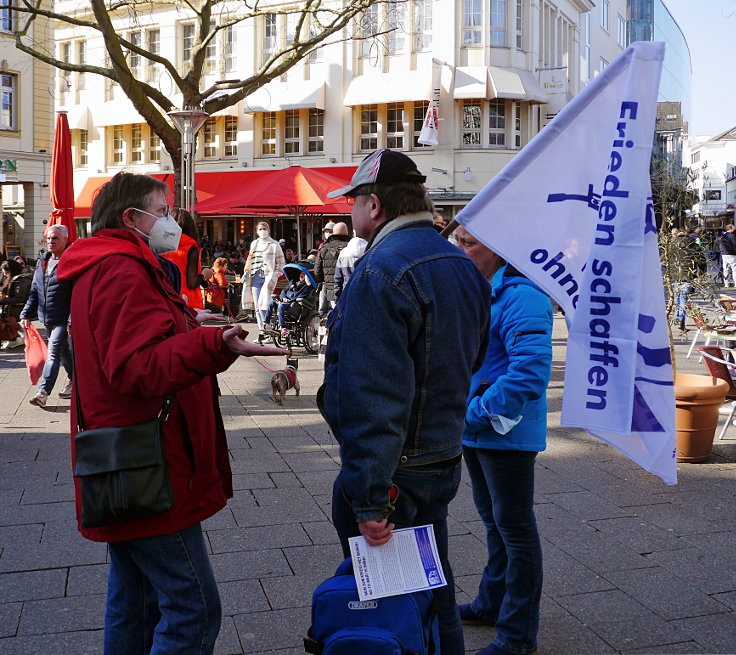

{"left": 697, "top": 345, "right": 736, "bottom": 440}
{"left": 686, "top": 305, "right": 736, "bottom": 359}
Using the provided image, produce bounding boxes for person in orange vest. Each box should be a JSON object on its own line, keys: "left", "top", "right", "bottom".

{"left": 161, "top": 208, "right": 204, "bottom": 311}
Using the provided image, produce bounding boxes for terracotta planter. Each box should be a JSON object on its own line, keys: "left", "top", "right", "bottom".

{"left": 674, "top": 373, "right": 729, "bottom": 463}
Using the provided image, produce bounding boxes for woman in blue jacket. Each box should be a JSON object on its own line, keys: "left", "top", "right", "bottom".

{"left": 455, "top": 226, "right": 552, "bottom": 655}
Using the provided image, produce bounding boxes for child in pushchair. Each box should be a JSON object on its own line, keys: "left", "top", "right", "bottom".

{"left": 259, "top": 263, "right": 321, "bottom": 352}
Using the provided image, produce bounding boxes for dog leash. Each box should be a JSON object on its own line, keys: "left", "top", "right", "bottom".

{"left": 252, "top": 357, "right": 279, "bottom": 374}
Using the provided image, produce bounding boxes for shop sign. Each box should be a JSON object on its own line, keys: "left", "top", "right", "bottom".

{"left": 0, "top": 160, "right": 18, "bottom": 173}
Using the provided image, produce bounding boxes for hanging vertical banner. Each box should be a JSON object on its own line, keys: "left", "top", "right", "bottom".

{"left": 418, "top": 59, "right": 442, "bottom": 146}
{"left": 456, "top": 42, "right": 676, "bottom": 485}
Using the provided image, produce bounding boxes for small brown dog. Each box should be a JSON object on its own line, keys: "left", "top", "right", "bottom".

{"left": 271, "top": 358, "right": 300, "bottom": 405}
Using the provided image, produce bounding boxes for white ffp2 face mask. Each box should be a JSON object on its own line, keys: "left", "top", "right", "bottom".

{"left": 257, "top": 229, "right": 270, "bottom": 239}
{"left": 132, "top": 209, "right": 182, "bottom": 255}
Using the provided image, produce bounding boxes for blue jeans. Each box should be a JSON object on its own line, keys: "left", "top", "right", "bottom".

{"left": 332, "top": 463, "right": 465, "bottom": 655}
{"left": 463, "top": 447, "right": 542, "bottom": 655}
{"left": 249, "top": 270, "right": 266, "bottom": 328}
{"left": 104, "top": 523, "right": 221, "bottom": 655}
{"left": 39, "top": 324, "right": 72, "bottom": 394}
{"left": 674, "top": 282, "right": 693, "bottom": 322}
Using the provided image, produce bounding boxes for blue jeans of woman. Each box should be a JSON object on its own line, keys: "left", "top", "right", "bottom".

{"left": 332, "top": 462, "right": 465, "bottom": 655}
{"left": 249, "top": 270, "right": 266, "bottom": 328}
{"left": 674, "top": 282, "right": 693, "bottom": 322}
{"left": 104, "top": 523, "right": 221, "bottom": 655}
{"left": 39, "top": 323, "right": 72, "bottom": 394}
{"left": 462, "top": 446, "right": 542, "bottom": 655}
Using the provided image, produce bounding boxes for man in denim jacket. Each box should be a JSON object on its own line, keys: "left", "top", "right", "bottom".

{"left": 319, "top": 150, "right": 490, "bottom": 654}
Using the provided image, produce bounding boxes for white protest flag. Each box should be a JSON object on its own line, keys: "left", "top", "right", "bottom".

{"left": 457, "top": 42, "right": 677, "bottom": 485}
{"left": 418, "top": 60, "right": 441, "bottom": 146}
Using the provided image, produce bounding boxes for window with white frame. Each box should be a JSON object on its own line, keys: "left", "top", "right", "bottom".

{"left": 515, "top": 0, "right": 523, "bottom": 49}
{"left": 360, "top": 4, "right": 379, "bottom": 57}
{"left": 286, "top": 12, "right": 299, "bottom": 46}
{"left": 413, "top": 101, "right": 432, "bottom": 149}
{"left": 224, "top": 25, "right": 236, "bottom": 73}
{"left": 617, "top": 15, "right": 626, "bottom": 47}
{"left": 308, "top": 14, "right": 326, "bottom": 61}
{"left": 131, "top": 124, "right": 143, "bottom": 163}
{"left": 78, "top": 129, "right": 88, "bottom": 166}
{"left": 461, "top": 99, "right": 521, "bottom": 149}
{"left": 224, "top": 116, "right": 238, "bottom": 157}
{"left": 146, "top": 29, "right": 161, "bottom": 83}
{"left": 129, "top": 31, "right": 142, "bottom": 77}
{"left": 112, "top": 125, "right": 125, "bottom": 164}
{"left": 490, "top": 0, "right": 507, "bottom": 47}
{"left": 360, "top": 104, "right": 378, "bottom": 151}
{"left": 463, "top": 0, "right": 482, "bottom": 46}
{"left": 261, "top": 112, "right": 277, "bottom": 155}
{"left": 284, "top": 109, "right": 300, "bottom": 154}
{"left": 387, "top": 2, "right": 405, "bottom": 54}
{"left": 601, "top": 0, "right": 609, "bottom": 31}
{"left": 308, "top": 109, "right": 324, "bottom": 152}
{"left": 182, "top": 23, "right": 195, "bottom": 67}
{"left": 488, "top": 99, "right": 505, "bottom": 147}
{"left": 149, "top": 131, "right": 161, "bottom": 162}
{"left": 461, "top": 101, "right": 482, "bottom": 147}
{"left": 0, "top": 74, "right": 16, "bottom": 131}
{"left": 77, "top": 40, "right": 87, "bottom": 90}
{"left": 202, "top": 117, "right": 217, "bottom": 158}
{"left": 582, "top": 12, "right": 591, "bottom": 82}
{"left": 600, "top": 57, "right": 608, "bottom": 73}
{"left": 414, "top": 0, "right": 432, "bottom": 51}
{"left": 59, "top": 42, "right": 72, "bottom": 96}
{"left": 386, "top": 103, "right": 405, "bottom": 149}
{"left": 204, "top": 33, "right": 217, "bottom": 74}
{"left": 263, "top": 14, "right": 278, "bottom": 64}
{"left": 1, "top": 0, "right": 14, "bottom": 33}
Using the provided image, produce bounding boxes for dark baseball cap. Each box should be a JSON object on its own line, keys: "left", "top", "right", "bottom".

{"left": 327, "top": 149, "right": 427, "bottom": 198}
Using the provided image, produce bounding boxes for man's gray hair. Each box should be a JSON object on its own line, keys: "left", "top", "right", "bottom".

{"left": 47, "top": 224, "right": 68, "bottom": 239}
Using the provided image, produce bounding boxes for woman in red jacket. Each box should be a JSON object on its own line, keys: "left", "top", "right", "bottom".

{"left": 58, "top": 172, "right": 288, "bottom": 655}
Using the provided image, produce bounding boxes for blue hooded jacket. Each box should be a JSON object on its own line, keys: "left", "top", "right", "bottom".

{"left": 21, "top": 251, "right": 72, "bottom": 327}
{"left": 463, "top": 263, "right": 553, "bottom": 452}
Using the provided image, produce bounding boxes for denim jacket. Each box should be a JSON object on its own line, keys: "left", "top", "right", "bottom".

{"left": 320, "top": 214, "right": 490, "bottom": 522}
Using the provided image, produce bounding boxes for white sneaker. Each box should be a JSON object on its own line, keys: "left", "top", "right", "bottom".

{"left": 5, "top": 335, "right": 24, "bottom": 349}
{"left": 29, "top": 389, "right": 48, "bottom": 408}
{"left": 58, "top": 378, "right": 72, "bottom": 399}
{"left": 0, "top": 341, "right": 8, "bottom": 350}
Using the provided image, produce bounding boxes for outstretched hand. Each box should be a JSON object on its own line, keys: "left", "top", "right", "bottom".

{"left": 194, "top": 308, "right": 227, "bottom": 324}
{"left": 222, "top": 324, "right": 290, "bottom": 358}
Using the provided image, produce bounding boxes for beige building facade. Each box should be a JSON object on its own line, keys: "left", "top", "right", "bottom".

{"left": 1, "top": 6, "right": 54, "bottom": 261}
{"left": 51, "top": 0, "right": 627, "bottom": 242}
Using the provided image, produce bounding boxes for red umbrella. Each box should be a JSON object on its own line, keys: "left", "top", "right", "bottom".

{"left": 48, "top": 112, "right": 77, "bottom": 243}
{"left": 194, "top": 165, "right": 353, "bottom": 258}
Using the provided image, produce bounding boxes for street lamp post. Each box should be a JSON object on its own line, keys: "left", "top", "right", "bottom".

{"left": 167, "top": 108, "right": 209, "bottom": 211}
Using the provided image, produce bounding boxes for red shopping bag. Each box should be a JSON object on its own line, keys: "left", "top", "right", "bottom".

{"left": 24, "top": 324, "right": 48, "bottom": 385}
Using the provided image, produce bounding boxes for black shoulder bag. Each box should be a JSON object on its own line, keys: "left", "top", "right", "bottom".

{"left": 72, "top": 352, "right": 176, "bottom": 528}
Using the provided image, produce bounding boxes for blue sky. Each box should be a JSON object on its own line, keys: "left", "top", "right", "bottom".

{"left": 663, "top": 0, "right": 735, "bottom": 139}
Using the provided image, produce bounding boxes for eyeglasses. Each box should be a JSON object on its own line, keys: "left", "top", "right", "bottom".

{"left": 345, "top": 193, "right": 371, "bottom": 206}
{"left": 132, "top": 205, "right": 171, "bottom": 218}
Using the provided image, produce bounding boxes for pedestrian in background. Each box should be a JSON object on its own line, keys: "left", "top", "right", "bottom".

{"left": 454, "top": 225, "right": 552, "bottom": 655}
{"left": 313, "top": 221, "right": 350, "bottom": 314}
{"left": 241, "top": 221, "right": 284, "bottom": 331}
{"left": 321, "top": 150, "right": 490, "bottom": 655}
{"left": 20, "top": 224, "right": 73, "bottom": 407}
{"left": 0, "top": 259, "right": 32, "bottom": 349}
{"left": 719, "top": 224, "right": 736, "bottom": 287}
{"left": 57, "top": 171, "right": 288, "bottom": 655}
{"left": 333, "top": 231, "right": 367, "bottom": 300}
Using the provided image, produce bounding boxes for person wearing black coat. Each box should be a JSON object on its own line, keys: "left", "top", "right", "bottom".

{"left": 313, "top": 222, "right": 350, "bottom": 314}
{"left": 20, "top": 225, "right": 73, "bottom": 407}
{"left": 0, "top": 259, "right": 33, "bottom": 349}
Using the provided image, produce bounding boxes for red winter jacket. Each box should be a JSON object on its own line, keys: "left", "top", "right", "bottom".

{"left": 57, "top": 229, "right": 238, "bottom": 542}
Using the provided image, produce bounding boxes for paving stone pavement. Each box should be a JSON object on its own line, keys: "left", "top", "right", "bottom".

{"left": 0, "top": 315, "right": 734, "bottom": 654}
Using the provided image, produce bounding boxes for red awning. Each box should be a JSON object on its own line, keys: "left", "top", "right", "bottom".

{"left": 74, "top": 167, "right": 356, "bottom": 217}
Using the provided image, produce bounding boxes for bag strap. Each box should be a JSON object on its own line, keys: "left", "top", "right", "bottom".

{"left": 71, "top": 340, "right": 173, "bottom": 432}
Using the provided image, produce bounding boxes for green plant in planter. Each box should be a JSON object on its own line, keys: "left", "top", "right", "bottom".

{"left": 653, "top": 157, "right": 722, "bottom": 373}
